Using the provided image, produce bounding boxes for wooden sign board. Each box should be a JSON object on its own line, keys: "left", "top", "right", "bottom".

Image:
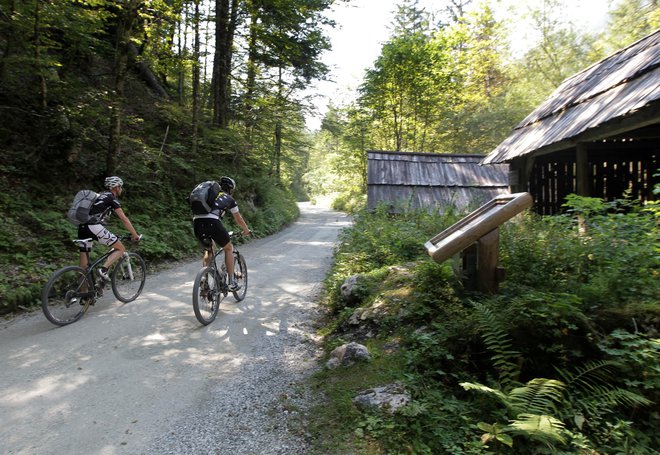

{"left": 425, "top": 192, "right": 533, "bottom": 264}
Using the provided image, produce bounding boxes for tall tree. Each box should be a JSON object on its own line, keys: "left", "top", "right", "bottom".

{"left": 211, "top": 0, "right": 240, "bottom": 128}
{"left": 603, "top": 0, "right": 659, "bottom": 51}
{"left": 108, "top": 0, "right": 143, "bottom": 174}
{"left": 191, "top": 0, "right": 201, "bottom": 154}
{"left": 239, "top": 0, "right": 332, "bottom": 177}
{"left": 359, "top": 1, "right": 442, "bottom": 152}
{"left": 441, "top": 3, "right": 512, "bottom": 153}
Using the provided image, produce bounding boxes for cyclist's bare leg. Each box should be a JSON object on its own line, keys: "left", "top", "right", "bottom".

{"left": 203, "top": 248, "right": 212, "bottom": 267}
{"left": 77, "top": 252, "right": 91, "bottom": 293}
{"left": 79, "top": 252, "right": 89, "bottom": 269}
{"left": 103, "top": 240, "right": 125, "bottom": 269}
{"left": 223, "top": 242, "right": 235, "bottom": 279}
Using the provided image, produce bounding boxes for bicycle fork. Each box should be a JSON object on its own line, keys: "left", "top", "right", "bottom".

{"left": 121, "top": 251, "right": 135, "bottom": 280}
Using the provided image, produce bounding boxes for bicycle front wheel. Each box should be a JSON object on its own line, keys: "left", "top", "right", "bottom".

{"left": 192, "top": 266, "right": 221, "bottom": 325}
{"left": 231, "top": 253, "right": 248, "bottom": 302}
{"left": 42, "top": 266, "right": 93, "bottom": 326}
{"left": 111, "top": 252, "right": 147, "bottom": 303}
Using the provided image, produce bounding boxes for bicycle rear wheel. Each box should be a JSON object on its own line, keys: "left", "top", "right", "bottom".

{"left": 111, "top": 252, "right": 146, "bottom": 303}
{"left": 231, "top": 253, "right": 248, "bottom": 301}
{"left": 192, "top": 266, "right": 222, "bottom": 325}
{"left": 42, "top": 266, "right": 93, "bottom": 326}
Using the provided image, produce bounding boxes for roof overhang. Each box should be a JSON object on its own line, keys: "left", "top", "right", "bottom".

{"left": 514, "top": 102, "right": 660, "bottom": 162}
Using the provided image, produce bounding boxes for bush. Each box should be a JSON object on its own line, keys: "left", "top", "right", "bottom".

{"left": 314, "top": 196, "right": 659, "bottom": 454}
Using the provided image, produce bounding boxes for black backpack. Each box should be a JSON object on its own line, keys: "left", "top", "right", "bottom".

{"left": 189, "top": 181, "right": 221, "bottom": 215}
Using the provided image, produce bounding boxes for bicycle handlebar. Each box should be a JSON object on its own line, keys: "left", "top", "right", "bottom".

{"left": 120, "top": 233, "right": 143, "bottom": 243}
{"left": 227, "top": 230, "right": 251, "bottom": 239}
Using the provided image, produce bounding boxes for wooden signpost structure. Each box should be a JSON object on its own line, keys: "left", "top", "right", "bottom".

{"left": 424, "top": 192, "right": 534, "bottom": 293}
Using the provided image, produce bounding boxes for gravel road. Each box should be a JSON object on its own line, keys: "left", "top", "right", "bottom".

{"left": 0, "top": 202, "right": 351, "bottom": 455}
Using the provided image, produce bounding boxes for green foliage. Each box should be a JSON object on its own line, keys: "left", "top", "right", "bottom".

{"left": 471, "top": 302, "right": 521, "bottom": 388}
{"left": 461, "top": 379, "right": 568, "bottom": 448}
{"left": 313, "top": 200, "right": 659, "bottom": 454}
{"left": 500, "top": 197, "right": 659, "bottom": 312}
{"left": 240, "top": 178, "right": 300, "bottom": 236}
{"left": 331, "top": 190, "right": 366, "bottom": 214}
{"left": 598, "top": 330, "right": 660, "bottom": 394}
{"left": 555, "top": 360, "right": 656, "bottom": 452}
{"left": 602, "top": 0, "right": 660, "bottom": 52}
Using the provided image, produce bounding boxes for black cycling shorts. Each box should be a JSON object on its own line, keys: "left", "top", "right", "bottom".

{"left": 193, "top": 218, "right": 230, "bottom": 251}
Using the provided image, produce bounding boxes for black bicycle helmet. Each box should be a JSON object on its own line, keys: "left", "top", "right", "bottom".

{"left": 220, "top": 176, "right": 236, "bottom": 194}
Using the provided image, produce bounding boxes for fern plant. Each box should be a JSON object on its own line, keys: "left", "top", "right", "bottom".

{"left": 471, "top": 301, "right": 521, "bottom": 388}
{"left": 555, "top": 360, "right": 653, "bottom": 428}
{"left": 463, "top": 303, "right": 569, "bottom": 450}
{"left": 461, "top": 379, "right": 568, "bottom": 449}
{"left": 461, "top": 343, "right": 653, "bottom": 451}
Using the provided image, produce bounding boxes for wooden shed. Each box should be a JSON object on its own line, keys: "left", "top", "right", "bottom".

{"left": 482, "top": 30, "right": 659, "bottom": 214}
{"left": 367, "top": 150, "right": 509, "bottom": 212}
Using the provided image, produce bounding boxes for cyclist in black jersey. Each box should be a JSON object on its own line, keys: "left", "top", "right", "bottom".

{"left": 77, "top": 176, "right": 141, "bottom": 280}
{"left": 192, "top": 176, "right": 250, "bottom": 291}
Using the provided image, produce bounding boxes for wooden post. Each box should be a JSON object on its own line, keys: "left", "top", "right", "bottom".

{"left": 461, "top": 243, "right": 478, "bottom": 289}
{"left": 477, "top": 228, "right": 500, "bottom": 294}
{"left": 576, "top": 144, "right": 590, "bottom": 196}
{"left": 576, "top": 144, "right": 590, "bottom": 233}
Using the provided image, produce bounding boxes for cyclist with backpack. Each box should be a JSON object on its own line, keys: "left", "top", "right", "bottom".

{"left": 189, "top": 176, "right": 250, "bottom": 291}
{"left": 78, "top": 176, "right": 141, "bottom": 280}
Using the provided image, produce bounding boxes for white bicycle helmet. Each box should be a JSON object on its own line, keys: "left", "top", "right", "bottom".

{"left": 104, "top": 176, "right": 124, "bottom": 189}
{"left": 220, "top": 176, "right": 236, "bottom": 194}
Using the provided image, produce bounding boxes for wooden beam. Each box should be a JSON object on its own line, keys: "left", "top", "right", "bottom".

{"left": 576, "top": 143, "right": 590, "bottom": 196}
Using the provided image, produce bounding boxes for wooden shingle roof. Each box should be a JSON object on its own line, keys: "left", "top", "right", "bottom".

{"left": 367, "top": 151, "right": 509, "bottom": 211}
{"left": 483, "top": 29, "right": 660, "bottom": 164}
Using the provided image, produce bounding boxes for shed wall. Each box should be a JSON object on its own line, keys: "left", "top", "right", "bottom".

{"left": 367, "top": 151, "right": 509, "bottom": 212}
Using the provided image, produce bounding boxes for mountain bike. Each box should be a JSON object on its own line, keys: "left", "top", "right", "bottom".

{"left": 41, "top": 235, "right": 146, "bottom": 326}
{"left": 192, "top": 231, "right": 248, "bottom": 325}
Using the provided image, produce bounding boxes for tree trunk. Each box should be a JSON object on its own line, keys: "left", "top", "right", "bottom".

{"left": 244, "top": 0, "right": 258, "bottom": 137}
{"left": 176, "top": 8, "right": 187, "bottom": 105}
{"left": 0, "top": 1, "right": 16, "bottom": 81}
{"left": 273, "top": 66, "right": 284, "bottom": 181}
{"left": 212, "top": 0, "right": 238, "bottom": 128}
{"left": 108, "top": 0, "right": 142, "bottom": 175}
{"left": 33, "top": 1, "right": 47, "bottom": 111}
{"left": 274, "top": 120, "right": 282, "bottom": 180}
{"left": 127, "top": 43, "right": 169, "bottom": 98}
{"left": 191, "top": 0, "right": 201, "bottom": 154}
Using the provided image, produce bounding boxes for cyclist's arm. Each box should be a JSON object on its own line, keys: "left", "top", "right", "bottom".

{"left": 231, "top": 210, "right": 251, "bottom": 236}
{"left": 114, "top": 208, "right": 140, "bottom": 241}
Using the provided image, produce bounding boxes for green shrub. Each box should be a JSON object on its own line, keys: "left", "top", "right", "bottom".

{"left": 314, "top": 196, "right": 659, "bottom": 455}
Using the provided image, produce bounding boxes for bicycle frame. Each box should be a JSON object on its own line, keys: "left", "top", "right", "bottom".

{"left": 74, "top": 238, "right": 136, "bottom": 299}
{"left": 209, "top": 246, "right": 229, "bottom": 293}
{"left": 203, "top": 232, "right": 243, "bottom": 293}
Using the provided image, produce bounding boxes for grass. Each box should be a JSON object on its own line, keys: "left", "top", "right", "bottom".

{"left": 307, "top": 340, "right": 409, "bottom": 454}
